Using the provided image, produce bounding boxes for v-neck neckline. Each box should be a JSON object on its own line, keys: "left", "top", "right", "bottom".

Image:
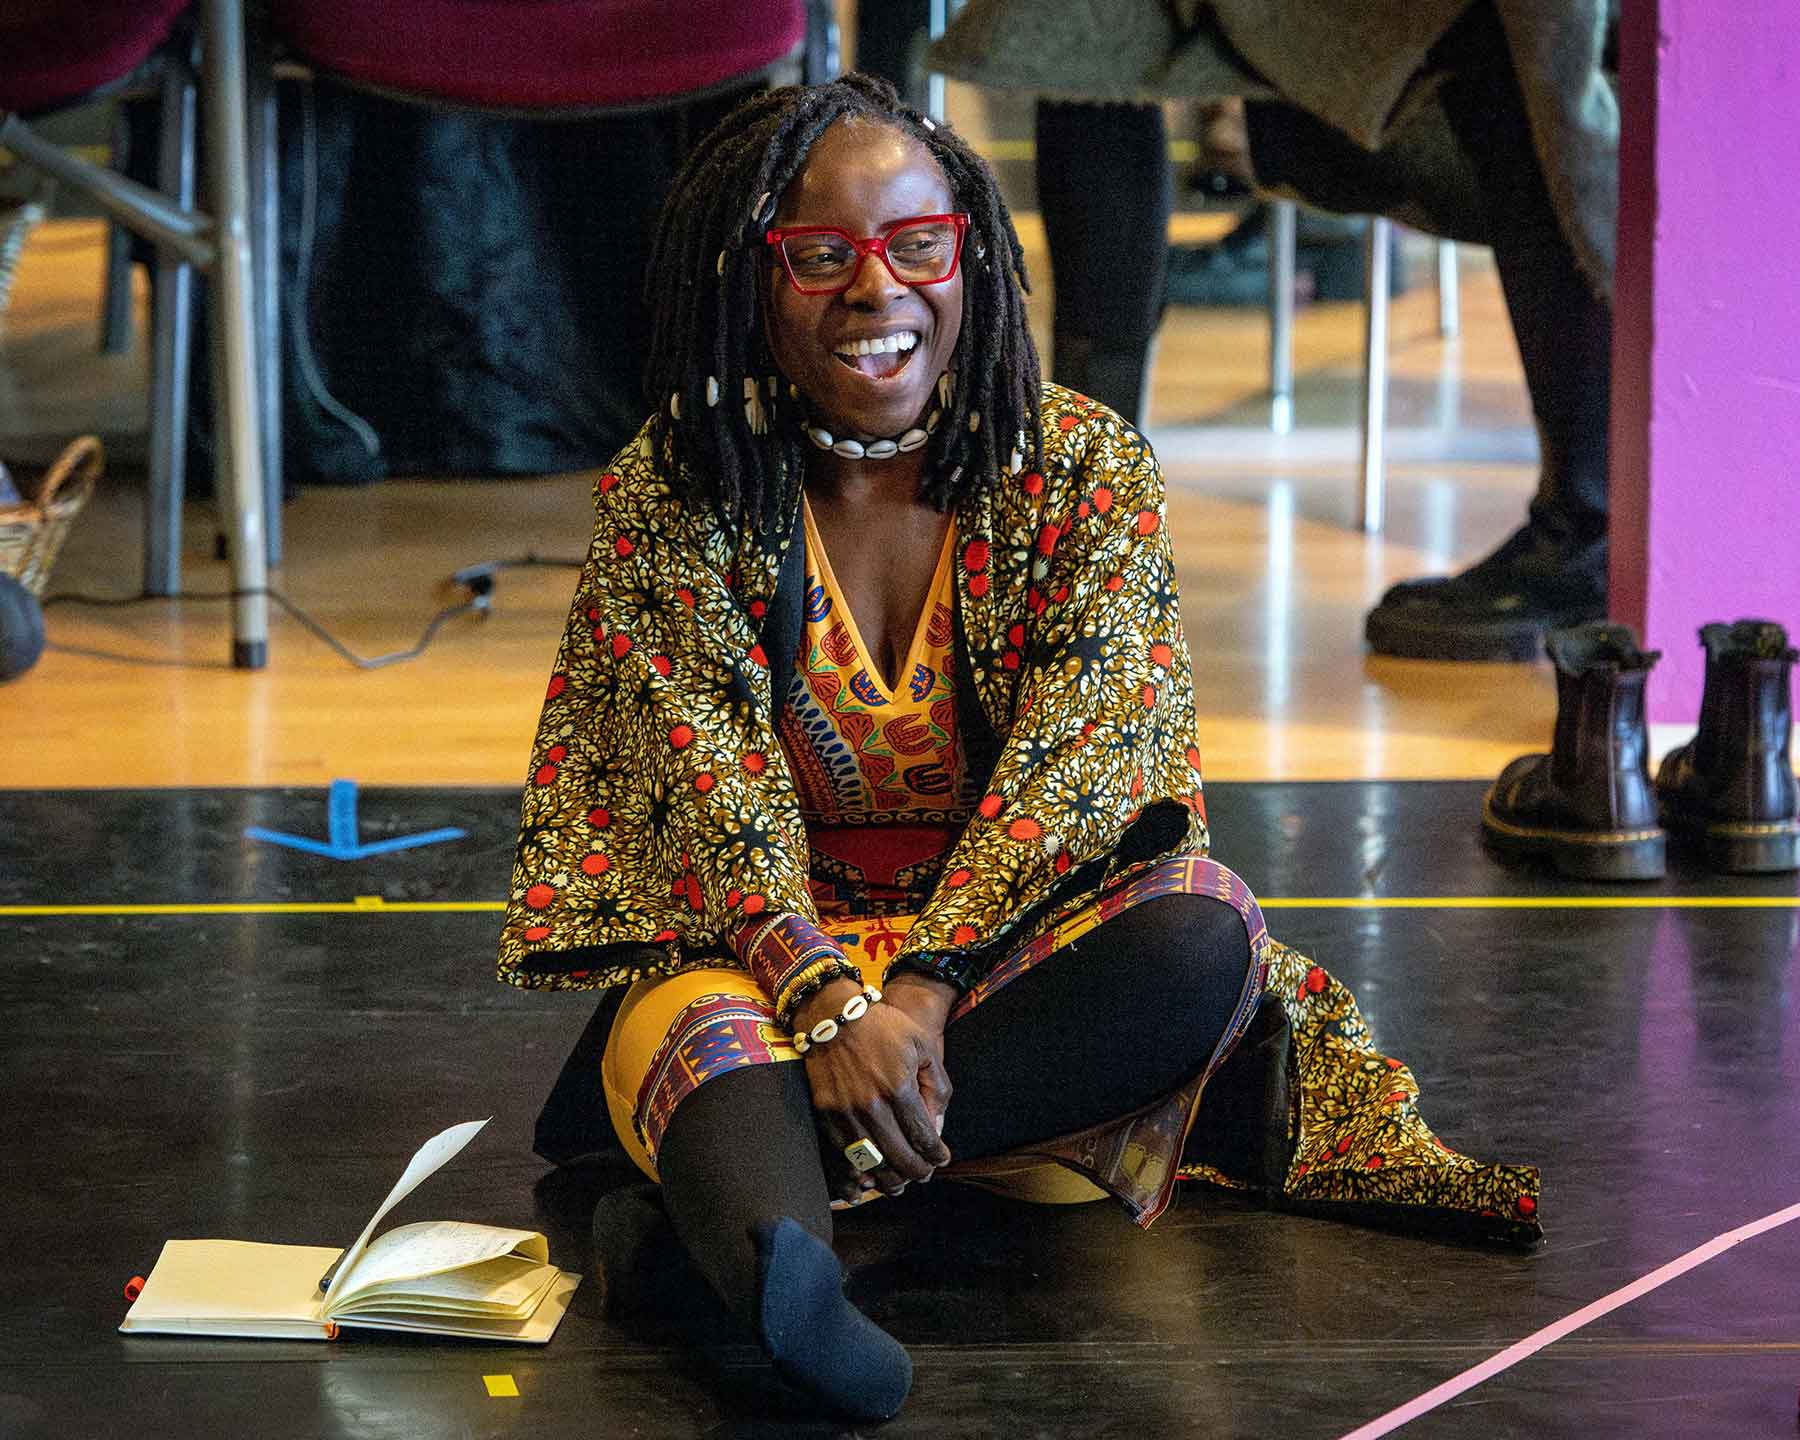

{"left": 802, "top": 496, "right": 955, "bottom": 701}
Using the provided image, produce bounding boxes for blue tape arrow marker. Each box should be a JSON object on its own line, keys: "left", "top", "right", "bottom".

{"left": 245, "top": 779, "right": 466, "bottom": 860}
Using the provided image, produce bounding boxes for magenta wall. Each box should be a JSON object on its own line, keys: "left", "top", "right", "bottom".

{"left": 1610, "top": 0, "right": 1800, "bottom": 722}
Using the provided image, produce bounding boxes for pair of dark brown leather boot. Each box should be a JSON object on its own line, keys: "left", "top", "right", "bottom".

{"left": 1482, "top": 619, "right": 1799, "bottom": 878}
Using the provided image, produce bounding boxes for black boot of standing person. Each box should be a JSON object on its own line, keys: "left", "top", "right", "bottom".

{"left": 1655, "top": 621, "right": 1800, "bottom": 873}
{"left": 1482, "top": 623, "right": 1665, "bottom": 880}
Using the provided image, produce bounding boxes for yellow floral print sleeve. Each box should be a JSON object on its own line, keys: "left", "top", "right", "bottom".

{"left": 498, "top": 431, "right": 816, "bottom": 991}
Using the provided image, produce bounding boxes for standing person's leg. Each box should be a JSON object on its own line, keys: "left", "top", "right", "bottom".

{"left": 1035, "top": 100, "right": 1171, "bottom": 425}
{"left": 1362, "top": 2, "right": 1613, "bottom": 660}
{"left": 854, "top": 0, "right": 933, "bottom": 111}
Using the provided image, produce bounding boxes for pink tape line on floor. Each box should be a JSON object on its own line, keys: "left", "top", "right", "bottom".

{"left": 1337, "top": 1198, "right": 1800, "bottom": 1440}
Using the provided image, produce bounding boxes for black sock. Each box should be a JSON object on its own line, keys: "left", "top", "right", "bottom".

{"left": 752, "top": 1217, "right": 913, "bottom": 1423}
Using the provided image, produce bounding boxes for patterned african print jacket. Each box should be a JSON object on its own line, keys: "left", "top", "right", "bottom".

{"left": 498, "top": 383, "right": 1210, "bottom": 1007}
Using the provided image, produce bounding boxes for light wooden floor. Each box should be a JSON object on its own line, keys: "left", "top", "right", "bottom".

{"left": 0, "top": 217, "right": 1554, "bottom": 788}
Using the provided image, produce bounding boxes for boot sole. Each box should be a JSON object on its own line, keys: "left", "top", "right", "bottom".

{"left": 1366, "top": 608, "right": 1549, "bottom": 663}
{"left": 1366, "top": 596, "right": 1613, "bottom": 664}
{"left": 1481, "top": 793, "right": 1667, "bottom": 880}
{"left": 1664, "top": 815, "right": 1800, "bottom": 874}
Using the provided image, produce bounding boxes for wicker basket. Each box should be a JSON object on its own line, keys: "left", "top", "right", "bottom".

{"left": 0, "top": 435, "right": 103, "bottom": 598}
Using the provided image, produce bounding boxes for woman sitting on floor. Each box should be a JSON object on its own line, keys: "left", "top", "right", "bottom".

{"left": 499, "top": 74, "right": 1539, "bottom": 1423}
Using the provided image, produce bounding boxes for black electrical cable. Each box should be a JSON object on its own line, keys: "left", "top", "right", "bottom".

{"left": 448, "top": 553, "right": 586, "bottom": 589}
{"left": 42, "top": 585, "right": 490, "bottom": 671}
{"left": 39, "top": 552, "right": 585, "bottom": 672}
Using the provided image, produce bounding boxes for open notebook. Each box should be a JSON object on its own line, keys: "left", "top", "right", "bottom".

{"left": 120, "top": 1120, "right": 579, "bottom": 1342}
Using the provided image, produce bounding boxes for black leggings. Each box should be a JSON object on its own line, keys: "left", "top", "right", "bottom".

{"left": 655, "top": 892, "right": 1255, "bottom": 1325}
{"left": 1035, "top": 99, "right": 1172, "bottom": 426}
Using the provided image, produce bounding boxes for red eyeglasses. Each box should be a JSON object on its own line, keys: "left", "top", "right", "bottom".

{"left": 764, "top": 213, "right": 971, "bottom": 295}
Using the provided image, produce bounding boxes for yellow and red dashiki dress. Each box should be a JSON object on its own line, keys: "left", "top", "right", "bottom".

{"left": 601, "top": 498, "right": 1272, "bottom": 1222}
{"left": 521, "top": 385, "right": 1540, "bottom": 1240}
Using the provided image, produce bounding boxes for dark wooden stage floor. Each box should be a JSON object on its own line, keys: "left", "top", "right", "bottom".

{"left": 4, "top": 782, "right": 1798, "bottom": 1439}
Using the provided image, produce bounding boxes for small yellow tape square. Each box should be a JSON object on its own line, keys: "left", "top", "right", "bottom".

{"left": 483, "top": 1374, "right": 520, "bottom": 1398}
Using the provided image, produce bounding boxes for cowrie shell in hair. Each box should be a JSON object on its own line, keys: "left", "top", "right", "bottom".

{"left": 670, "top": 391, "right": 681, "bottom": 419}
{"left": 717, "top": 249, "right": 726, "bottom": 276}
{"left": 706, "top": 376, "right": 720, "bottom": 407}
{"left": 969, "top": 412, "right": 981, "bottom": 432}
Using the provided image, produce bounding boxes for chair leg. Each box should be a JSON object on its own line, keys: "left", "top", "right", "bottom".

{"left": 246, "top": 23, "right": 283, "bottom": 569}
{"left": 145, "top": 68, "right": 197, "bottom": 597}
{"left": 199, "top": 0, "right": 270, "bottom": 667}
{"left": 1356, "top": 216, "right": 1392, "bottom": 535}
{"left": 1265, "top": 199, "right": 1296, "bottom": 435}
{"left": 99, "top": 104, "right": 135, "bottom": 355}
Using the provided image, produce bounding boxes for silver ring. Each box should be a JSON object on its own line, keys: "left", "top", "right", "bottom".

{"left": 843, "top": 1138, "right": 885, "bottom": 1174}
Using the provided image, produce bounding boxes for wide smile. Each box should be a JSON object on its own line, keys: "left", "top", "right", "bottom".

{"left": 829, "top": 329, "right": 921, "bottom": 382}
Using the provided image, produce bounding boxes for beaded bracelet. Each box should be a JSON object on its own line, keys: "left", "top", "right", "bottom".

{"left": 791, "top": 984, "right": 883, "bottom": 1055}
{"left": 775, "top": 957, "right": 863, "bottom": 1032}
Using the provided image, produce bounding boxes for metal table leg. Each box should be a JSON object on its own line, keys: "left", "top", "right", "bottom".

{"left": 1266, "top": 199, "right": 1296, "bottom": 434}
{"left": 1436, "top": 237, "right": 1460, "bottom": 339}
{"left": 99, "top": 104, "right": 135, "bottom": 355}
{"left": 145, "top": 63, "right": 196, "bottom": 596}
{"left": 1356, "top": 216, "right": 1392, "bottom": 535}
{"left": 247, "top": 15, "right": 283, "bottom": 570}
{"left": 200, "top": 0, "right": 269, "bottom": 666}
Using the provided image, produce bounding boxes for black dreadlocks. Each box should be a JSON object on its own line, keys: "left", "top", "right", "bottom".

{"left": 643, "top": 73, "right": 1042, "bottom": 533}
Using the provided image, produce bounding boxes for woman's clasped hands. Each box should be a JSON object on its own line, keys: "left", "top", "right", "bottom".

{"left": 794, "top": 974, "right": 959, "bottom": 1203}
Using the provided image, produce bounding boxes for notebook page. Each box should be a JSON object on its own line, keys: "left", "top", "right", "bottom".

{"left": 324, "top": 1119, "right": 490, "bottom": 1305}
{"left": 333, "top": 1220, "right": 544, "bottom": 1297}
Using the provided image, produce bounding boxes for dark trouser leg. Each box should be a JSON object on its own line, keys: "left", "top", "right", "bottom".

{"left": 657, "top": 1059, "right": 834, "bottom": 1313}
{"left": 1245, "top": 1, "right": 1613, "bottom": 659}
{"left": 1434, "top": 3, "right": 1611, "bottom": 553}
{"left": 942, "top": 892, "right": 1255, "bottom": 1157}
{"left": 1243, "top": 99, "right": 1490, "bottom": 246}
{"left": 1357, "top": 6, "right": 1611, "bottom": 658}
{"left": 855, "top": 0, "right": 932, "bottom": 110}
{"left": 1035, "top": 100, "right": 1170, "bottom": 426}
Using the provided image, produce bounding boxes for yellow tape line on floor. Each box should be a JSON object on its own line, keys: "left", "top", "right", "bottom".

{"left": 0, "top": 895, "right": 1796, "bottom": 917}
